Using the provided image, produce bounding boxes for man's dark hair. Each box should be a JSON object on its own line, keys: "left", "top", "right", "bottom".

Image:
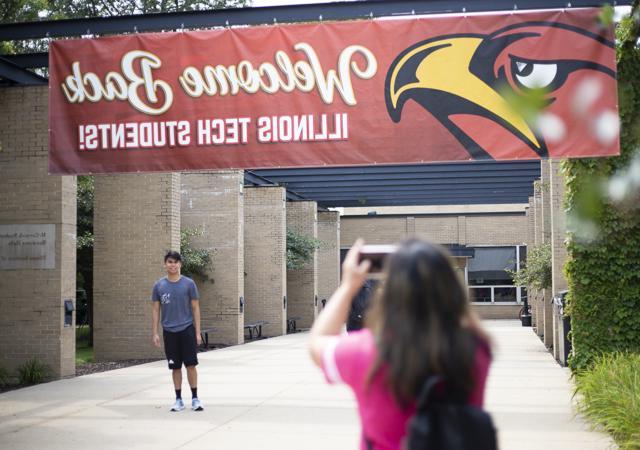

{"left": 164, "top": 250, "right": 182, "bottom": 263}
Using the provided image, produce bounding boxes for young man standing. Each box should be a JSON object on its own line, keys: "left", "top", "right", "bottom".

{"left": 152, "top": 250, "right": 204, "bottom": 412}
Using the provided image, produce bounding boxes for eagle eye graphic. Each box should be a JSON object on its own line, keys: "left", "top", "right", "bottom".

{"left": 385, "top": 22, "right": 616, "bottom": 160}
{"left": 511, "top": 57, "right": 559, "bottom": 90}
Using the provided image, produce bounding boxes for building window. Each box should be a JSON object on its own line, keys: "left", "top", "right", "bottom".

{"left": 467, "top": 246, "right": 525, "bottom": 304}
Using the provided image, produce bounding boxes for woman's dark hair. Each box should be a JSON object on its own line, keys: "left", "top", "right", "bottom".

{"left": 164, "top": 250, "right": 182, "bottom": 263}
{"left": 366, "top": 239, "right": 481, "bottom": 407}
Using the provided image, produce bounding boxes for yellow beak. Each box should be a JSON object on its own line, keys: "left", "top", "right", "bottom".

{"left": 387, "top": 37, "right": 542, "bottom": 151}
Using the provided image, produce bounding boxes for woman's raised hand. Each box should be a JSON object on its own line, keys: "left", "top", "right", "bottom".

{"left": 341, "top": 239, "right": 371, "bottom": 291}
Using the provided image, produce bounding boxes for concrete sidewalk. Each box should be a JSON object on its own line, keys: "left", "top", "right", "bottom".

{"left": 0, "top": 321, "right": 612, "bottom": 450}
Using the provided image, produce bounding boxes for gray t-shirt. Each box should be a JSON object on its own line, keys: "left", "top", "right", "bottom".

{"left": 151, "top": 276, "right": 199, "bottom": 332}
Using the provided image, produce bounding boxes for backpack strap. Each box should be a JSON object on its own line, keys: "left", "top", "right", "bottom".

{"left": 365, "top": 436, "right": 374, "bottom": 450}
{"left": 415, "top": 375, "right": 442, "bottom": 411}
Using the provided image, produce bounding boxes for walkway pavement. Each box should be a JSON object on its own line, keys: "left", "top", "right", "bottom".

{"left": 0, "top": 320, "right": 613, "bottom": 450}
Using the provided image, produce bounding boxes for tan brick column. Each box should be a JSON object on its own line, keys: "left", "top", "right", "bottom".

{"left": 550, "top": 160, "right": 568, "bottom": 295}
{"left": 550, "top": 159, "right": 569, "bottom": 364}
{"left": 181, "top": 171, "right": 244, "bottom": 345}
{"left": 244, "top": 186, "right": 287, "bottom": 337}
{"left": 317, "top": 211, "right": 340, "bottom": 315}
{"left": 93, "top": 173, "right": 180, "bottom": 361}
{"left": 533, "top": 184, "right": 544, "bottom": 338}
{"left": 286, "top": 201, "right": 318, "bottom": 329}
{"left": 0, "top": 86, "right": 76, "bottom": 379}
{"left": 541, "top": 161, "right": 553, "bottom": 348}
{"left": 525, "top": 198, "right": 538, "bottom": 329}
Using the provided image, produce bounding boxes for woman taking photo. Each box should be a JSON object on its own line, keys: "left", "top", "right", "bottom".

{"left": 309, "top": 239, "right": 492, "bottom": 450}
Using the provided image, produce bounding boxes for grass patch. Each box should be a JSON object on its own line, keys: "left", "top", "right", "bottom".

{"left": 574, "top": 352, "right": 640, "bottom": 449}
{"left": 76, "top": 325, "right": 93, "bottom": 365}
{"left": 17, "top": 358, "right": 51, "bottom": 385}
{"left": 76, "top": 325, "right": 90, "bottom": 342}
{"left": 76, "top": 346, "right": 94, "bottom": 365}
{"left": 0, "top": 365, "right": 9, "bottom": 387}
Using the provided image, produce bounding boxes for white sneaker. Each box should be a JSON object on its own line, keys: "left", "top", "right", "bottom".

{"left": 170, "top": 398, "right": 185, "bottom": 412}
{"left": 191, "top": 398, "right": 204, "bottom": 411}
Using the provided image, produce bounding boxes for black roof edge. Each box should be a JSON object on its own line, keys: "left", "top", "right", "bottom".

{"left": 245, "top": 170, "right": 322, "bottom": 206}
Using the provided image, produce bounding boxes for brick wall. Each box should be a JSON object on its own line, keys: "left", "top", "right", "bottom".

{"left": 286, "top": 202, "right": 318, "bottom": 329}
{"left": 340, "top": 217, "right": 408, "bottom": 245}
{"left": 244, "top": 186, "right": 287, "bottom": 337}
{"left": 317, "top": 211, "right": 340, "bottom": 315}
{"left": 473, "top": 305, "right": 521, "bottom": 320}
{"left": 340, "top": 214, "right": 527, "bottom": 247}
{"left": 181, "top": 172, "right": 244, "bottom": 345}
{"left": 415, "top": 216, "right": 458, "bottom": 242}
{"left": 465, "top": 215, "right": 528, "bottom": 245}
{"left": 93, "top": 173, "right": 180, "bottom": 361}
{"left": 0, "top": 86, "right": 76, "bottom": 379}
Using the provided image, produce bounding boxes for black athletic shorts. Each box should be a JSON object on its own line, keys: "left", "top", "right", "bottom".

{"left": 163, "top": 324, "right": 198, "bottom": 370}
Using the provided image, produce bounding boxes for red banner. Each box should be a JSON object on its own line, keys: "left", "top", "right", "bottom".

{"left": 49, "top": 8, "right": 619, "bottom": 174}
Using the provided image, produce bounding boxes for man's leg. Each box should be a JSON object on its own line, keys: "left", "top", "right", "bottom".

{"left": 186, "top": 365, "right": 203, "bottom": 410}
{"left": 183, "top": 325, "right": 203, "bottom": 411}
{"left": 164, "top": 329, "right": 185, "bottom": 411}
{"left": 168, "top": 368, "right": 185, "bottom": 411}
{"left": 186, "top": 365, "right": 197, "bottom": 389}
{"left": 172, "top": 368, "right": 183, "bottom": 390}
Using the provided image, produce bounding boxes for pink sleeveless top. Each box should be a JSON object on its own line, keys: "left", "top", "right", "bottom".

{"left": 321, "top": 329, "right": 491, "bottom": 450}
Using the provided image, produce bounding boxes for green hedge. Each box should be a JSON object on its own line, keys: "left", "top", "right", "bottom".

{"left": 563, "top": 4, "right": 640, "bottom": 371}
{"left": 574, "top": 352, "right": 640, "bottom": 449}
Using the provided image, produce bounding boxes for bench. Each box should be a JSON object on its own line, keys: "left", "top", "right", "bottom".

{"left": 287, "top": 316, "right": 301, "bottom": 333}
{"left": 200, "top": 327, "right": 218, "bottom": 349}
{"left": 244, "top": 321, "right": 269, "bottom": 340}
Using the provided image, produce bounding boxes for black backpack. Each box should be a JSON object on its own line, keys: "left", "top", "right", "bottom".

{"left": 347, "top": 280, "right": 374, "bottom": 331}
{"left": 404, "top": 376, "right": 498, "bottom": 450}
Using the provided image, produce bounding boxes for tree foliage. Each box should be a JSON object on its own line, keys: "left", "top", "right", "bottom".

{"left": 0, "top": 0, "right": 247, "bottom": 21}
{"left": 508, "top": 243, "right": 552, "bottom": 291}
{"left": 180, "top": 228, "right": 213, "bottom": 279}
{"left": 563, "top": 1, "right": 640, "bottom": 371}
{"left": 0, "top": 0, "right": 249, "bottom": 54}
{"left": 42, "top": 0, "right": 248, "bottom": 18}
{"left": 76, "top": 175, "right": 94, "bottom": 328}
{"left": 286, "top": 228, "right": 321, "bottom": 270}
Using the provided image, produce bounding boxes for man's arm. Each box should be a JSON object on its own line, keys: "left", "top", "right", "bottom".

{"left": 191, "top": 299, "right": 202, "bottom": 346}
{"left": 152, "top": 301, "right": 161, "bottom": 347}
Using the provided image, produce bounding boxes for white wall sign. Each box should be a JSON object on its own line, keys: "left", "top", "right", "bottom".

{"left": 0, "top": 224, "right": 56, "bottom": 270}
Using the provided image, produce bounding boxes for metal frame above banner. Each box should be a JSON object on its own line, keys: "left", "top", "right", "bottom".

{"left": 0, "top": 0, "right": 632, "bottom": 42}
{"left": 0, "top": 0, "right": 633, "bottom": 80}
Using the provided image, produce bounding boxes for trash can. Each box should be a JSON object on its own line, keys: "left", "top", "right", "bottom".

{"left": 552, "top": 290, "right": 571, "bottom": 366}
{"left": 520, "top": 295, "right": 532, "bottom": 327}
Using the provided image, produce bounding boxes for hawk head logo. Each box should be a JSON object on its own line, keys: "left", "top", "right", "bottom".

{"left": 385, "top": 21, "right": 616, "bottom": 159}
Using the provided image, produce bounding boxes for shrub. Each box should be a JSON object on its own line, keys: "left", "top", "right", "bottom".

{"left": 180, "top": 227, "right": 213, "bottom": 279}
{"left": 0, "top": 365, "right": 9, "bottom": 387}
{"left": 17, "top": 358, "right": 51, "bottom": 385}
{"left": 508, "top": 242, "right": 552, "bottom": 291}
{"left": 574, "top": 352, "right": 640, "bottom": 449}
{"left": 286, "top": 228, "right": 322, "bottom": 270}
